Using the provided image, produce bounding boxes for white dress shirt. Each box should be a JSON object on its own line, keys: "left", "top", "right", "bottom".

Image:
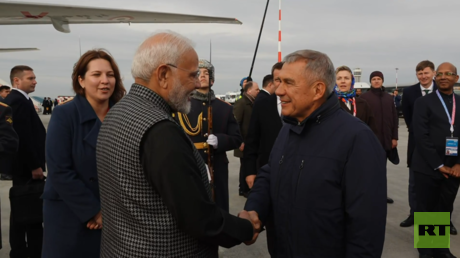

{"left": 420, "top": 82, "right": 434, "bottom": 96}
{"left": 261, "top": 89, "right": 270, "bottom": 95}
{"left": 277, "top": 96, "right": 281, "bottom": 117}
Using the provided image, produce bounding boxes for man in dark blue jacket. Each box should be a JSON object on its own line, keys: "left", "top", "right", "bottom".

{"left": 243, "top": 50, "right": 387, "bottom": 257}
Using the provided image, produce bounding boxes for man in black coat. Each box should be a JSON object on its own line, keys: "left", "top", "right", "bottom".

{"left": 234, "top": 81, "right": 259, "bottom": 197}
{"left": 243, "top": 49, "right": 387, "bottom": 257}
{"left": 175, "top": 59, "right": 242, "bottom": 212}
{"left": 360, "top": 71, "right": 399, "bottom": 204}
{"left": 4, "top": 65, "right": 46, "bottom": 258}
{"left": 244, "top": 61, "right": 284, "bottom": 189}
{"left": 412, "top": 62, "right": 460, "bottom": 258}
{"left": 400, "top": 60, "right": 439, "bottom": 228}
{"left": 254, "top": 74, "right": 273, "bottom": 104}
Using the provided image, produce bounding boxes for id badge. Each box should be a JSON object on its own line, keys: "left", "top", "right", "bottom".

{"left": 446, "top": 137, "right": 459, "bottom": 156}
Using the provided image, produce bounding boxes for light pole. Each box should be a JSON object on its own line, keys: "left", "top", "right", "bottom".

{"left": 395, "top": 68, "right": 399, "bottom": 90}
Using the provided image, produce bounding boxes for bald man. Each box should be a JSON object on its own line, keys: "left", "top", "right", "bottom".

{"left": 412, "top": 62, "right": 460, "bottom": 258}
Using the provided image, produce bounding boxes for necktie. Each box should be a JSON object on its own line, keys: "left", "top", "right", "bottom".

{"left": 424, "top": 89, "right": 430, "bottom": 96}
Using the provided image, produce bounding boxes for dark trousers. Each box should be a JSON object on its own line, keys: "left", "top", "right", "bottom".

{"left": 414, "top": 172, "right": 460, "bottom": 255}
{"left": 239, "top": 158, "right": 249, "bottom": 193}
{"left": 408, "top": 167, "right": 416, "bottom": 215}
{"left": 10, "top": 178, "right": 43, "bottom": 258}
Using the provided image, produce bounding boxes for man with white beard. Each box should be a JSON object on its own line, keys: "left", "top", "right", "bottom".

{"left": 97, "top": 31, "right": 257, "bottom": 257}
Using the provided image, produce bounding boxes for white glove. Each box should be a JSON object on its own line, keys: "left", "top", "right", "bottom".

{"left": 206, "top": 134, "right": 218, "bottom": 149}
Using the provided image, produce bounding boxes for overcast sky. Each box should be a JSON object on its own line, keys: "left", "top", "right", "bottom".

{"left": 1, "top": 0, "right": 459, "bottom": 98}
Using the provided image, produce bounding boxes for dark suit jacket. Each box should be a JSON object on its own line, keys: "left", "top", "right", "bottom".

{"left": 42, "top": 95, "right": 106, "bottom": 257}
{"left": 402, "top": 82, "right": 437, "bottom": 167}
{"left": 244, "top": 94, "right": 283, "bottom": 176}
{"left": 233, "top": 94, "right": 254, "bottom": 158}
{"left": 254, "top": 90, "right": 270, "bottom": 104}
{"left": 412, "top": 91, "right": 460, "bottom": 178}
{"left": 4, "top": 90, "right": 46, "bottom": 182}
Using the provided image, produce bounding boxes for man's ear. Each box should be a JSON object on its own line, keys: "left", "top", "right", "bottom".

{"left": 312, "top": 81, "right": 327, "bottom": 100}
{"left": 157, "top": 65, "right": 170, "bottom": 89}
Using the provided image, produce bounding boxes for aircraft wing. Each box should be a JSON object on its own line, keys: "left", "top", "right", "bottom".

{"left": 0, "top": 47, "right": 39, "bottom": 52}
{"left": 0, "top": 1, "right": 242, "bottom": 33}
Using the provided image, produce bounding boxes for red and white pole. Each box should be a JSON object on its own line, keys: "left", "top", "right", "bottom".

{"left": 278, "top": 0, "right": 282, "bottom": 62}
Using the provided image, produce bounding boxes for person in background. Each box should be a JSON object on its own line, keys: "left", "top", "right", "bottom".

{"left": 393, "top": 89, "right": 402, "bottom": 125}
{"left": 5, "top": 65, "right": 46, "bottom": 258}
{"left": 176, "top": 59, "right": 242, "bottom": 212}
{"left": 48, "top": 97, "right": 54, "bottom": 114}
{"left": 255, "top": 75, "right": 274, "bottom": 103}
{"left": 334, "top": 65, "right": 376, "bottom": 133}
{"left": 42, "top": 49, "right": 126, "bottom": 258}
{"left": 0, "top": 86, "right": 15, "bottom": 181}
{"left": 400, "top": 60, "right": 442, "bottom": 229}
{"left": 412, "top": 62, "right": 460, "bottom": 258}
{"left": 243, "top": 61, "right": 284, "bottom": 256}
{"left": 0, "top": 101, "right": 18, "bottom": 183}
{"left": 356, "top": 88, "right": 362, "bottom": 97}
{"left": 0, "top": 85, "right": 12, "bottom": 99}
{"left": 360, "top": 71, "right": 399, "bottom": 204}
{"left": 234, "top": 81, "right": 260, "bottom": 197}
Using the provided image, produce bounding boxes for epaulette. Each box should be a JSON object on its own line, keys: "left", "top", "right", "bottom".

{"left": 58, "top": 97, "right": 74, "bottom": 105}
{"left": 0, "top": 102, "right": 8, "bottom": 107}
{"left": 216, "top": 98, "right": 232, "bottom": 106}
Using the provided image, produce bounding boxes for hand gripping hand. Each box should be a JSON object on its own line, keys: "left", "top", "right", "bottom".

{"left": 238, "top": 210, "right": 261, "bottom": 245}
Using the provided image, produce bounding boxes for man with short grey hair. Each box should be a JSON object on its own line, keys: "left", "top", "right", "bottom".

{"left": 97, "top": 31, "right": 257, "bottom": 257}
{"left": 243, "top": 49, "right": 387, "bottom": 257}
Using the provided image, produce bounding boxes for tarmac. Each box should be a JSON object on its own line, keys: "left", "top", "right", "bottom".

{"left": 0, "top": 115, "right": 458, "bottom": 257}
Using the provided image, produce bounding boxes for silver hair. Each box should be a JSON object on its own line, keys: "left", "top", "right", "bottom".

{"left": 283, "top": 50, "right": 336, "bottom": 96}
{"left": 131, "top": 30, "right": 195, "bottom": 81}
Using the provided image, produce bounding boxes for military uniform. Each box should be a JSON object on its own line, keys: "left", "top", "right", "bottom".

{"left": 0, "top": 102, "right": 18, "bottom": 249}
{"left": 176, "top": 90, "right": 242, "bottom": 212}
{"left": 0, "top": 101, "right": 19, "bottom": 156}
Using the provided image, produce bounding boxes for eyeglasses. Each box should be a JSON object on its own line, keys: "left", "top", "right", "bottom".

{"left": 166, "top": 64, "right": 200, "bottom": 79}
{"left": 435, "top": 72, "right": 457, "bottom": 77}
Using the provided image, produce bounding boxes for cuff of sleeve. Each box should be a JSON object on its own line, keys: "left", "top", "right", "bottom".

{"left": 221, "top": 210, "right": 254, "bottom": 242}
{"left": 435, "top": 164, "right": 444, "bottom": 170}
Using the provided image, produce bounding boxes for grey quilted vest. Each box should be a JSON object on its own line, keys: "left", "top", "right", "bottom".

{"left": 97, "top": 84, "right": 217, "bottom": 257}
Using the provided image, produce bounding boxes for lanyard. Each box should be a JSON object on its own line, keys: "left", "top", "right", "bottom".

{"left": 436, "top": 90, "right": 456, "bottom": 137}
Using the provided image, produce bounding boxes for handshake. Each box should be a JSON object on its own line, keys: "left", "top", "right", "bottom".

{"left": 238, "top": 210, "right": 261, "bottom": 245}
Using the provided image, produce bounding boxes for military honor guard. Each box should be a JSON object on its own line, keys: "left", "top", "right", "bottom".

{"left": 176, "top": 59, "right": 242, "bottom": 212}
